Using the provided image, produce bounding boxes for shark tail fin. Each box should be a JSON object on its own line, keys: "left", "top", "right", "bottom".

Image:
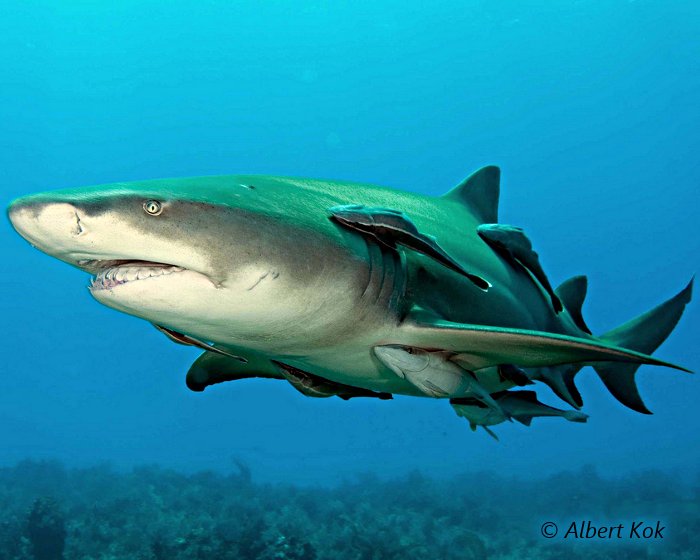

{"left": 593, "top": 278, "right": 694, "bottom": 414}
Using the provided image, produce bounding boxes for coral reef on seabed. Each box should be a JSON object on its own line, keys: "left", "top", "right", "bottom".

{"left": 0, "top": 460, "right": 697, "bottom": 560}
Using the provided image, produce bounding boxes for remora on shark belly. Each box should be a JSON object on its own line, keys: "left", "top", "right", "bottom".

{"left": 7, "top": 166, "right": 693, "bottom": 437}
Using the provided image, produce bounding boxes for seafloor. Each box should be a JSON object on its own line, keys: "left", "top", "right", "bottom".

{"left": 0, "top": 460, "right": 696, "bottom": 559}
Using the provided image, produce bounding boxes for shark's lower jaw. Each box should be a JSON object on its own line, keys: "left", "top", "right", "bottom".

{"left": 81, "top": 259, "right": 186, "bottom": 291}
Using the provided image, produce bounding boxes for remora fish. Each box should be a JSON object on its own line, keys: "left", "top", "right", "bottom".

{"left": 7, "top": 166, "right": 693, "bottom": 430}
{"left": 451, "top": 391, "right": 589, "bottom": 440}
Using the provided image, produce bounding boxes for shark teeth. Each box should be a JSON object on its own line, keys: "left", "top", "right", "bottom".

{"left": 89, "top": 264, "right": 184, "bottom": 291}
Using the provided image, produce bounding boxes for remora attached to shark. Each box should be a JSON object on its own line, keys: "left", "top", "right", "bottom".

{"left": 7, "top": 166, "right": 693, "bottom": 437}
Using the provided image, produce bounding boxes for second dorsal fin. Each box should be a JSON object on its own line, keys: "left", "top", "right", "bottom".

{"left": 442, "top": 165, "right": 500, "bottom": 223}
{"left": 555, "top": 275, "right": 592, "bottom": 334}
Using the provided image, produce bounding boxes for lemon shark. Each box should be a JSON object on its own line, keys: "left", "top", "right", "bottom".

{"left": 7, "top": 166, "right": 693, "bottom": 436}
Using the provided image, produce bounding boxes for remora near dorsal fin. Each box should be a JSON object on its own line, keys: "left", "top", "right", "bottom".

{"left": 442, "top": 165, "right": 500, "bottom": 223}
{"left": 477, "top": 224, "right": 563, "bottom": 313}
{"left": 556, "top": 275, "right": 592, "bottom": 334}
{"left": 329, "top": 204, "right": 490, "bottom": 290}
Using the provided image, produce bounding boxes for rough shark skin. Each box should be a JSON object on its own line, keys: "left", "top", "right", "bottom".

{"left": 6, "top": 166, "right": 693, "bottom": 434}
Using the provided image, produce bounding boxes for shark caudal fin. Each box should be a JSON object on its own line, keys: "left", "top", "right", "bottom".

{"left": 593, "top": 278, "right": 694, "bottom": 414}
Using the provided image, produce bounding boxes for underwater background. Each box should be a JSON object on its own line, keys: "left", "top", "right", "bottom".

{"left": 1, "top": 1, "right": 698, "bottom": 558}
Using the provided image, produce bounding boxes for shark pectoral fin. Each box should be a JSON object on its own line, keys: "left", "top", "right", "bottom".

{"left": 477, "top": 223, "right": 562, "bottom": 313}
{"left": 186, "top": 352, "right": 283, "bottom": 392}
{"left": 400, "top": 308, "right": 690, "bottom": 372}
{"left": 154, "top": 324, "right": 247, "bottom": 363}
{"left": 329, "top": 204, "right": 490, "bottom": 290}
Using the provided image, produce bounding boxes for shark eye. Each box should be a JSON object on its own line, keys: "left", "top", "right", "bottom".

{"left": 143, "top": 200, "right": 163, "bottom": 216}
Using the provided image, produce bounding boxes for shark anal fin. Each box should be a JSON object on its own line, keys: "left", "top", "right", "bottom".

{"left": 529, "top": 364, "right": 584, "bottom": 409}
{"left": 477, "top": 223, "right": 563, "bottom": 313}
{"left": 329, "top": 205, "right": 490, "bottom": 291}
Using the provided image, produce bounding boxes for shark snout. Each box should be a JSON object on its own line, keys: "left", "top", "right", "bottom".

{"left": 8, "top": 198, "right": 86, "bottom": 253}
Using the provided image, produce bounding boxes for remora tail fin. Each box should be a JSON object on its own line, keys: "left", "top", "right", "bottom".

{"left": 594, "top": 278, "right": 694, "bottom": 414}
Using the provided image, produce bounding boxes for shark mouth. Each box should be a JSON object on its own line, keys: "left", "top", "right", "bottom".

{"left": 80, "top": 259, "right": 185, "bottom": 291}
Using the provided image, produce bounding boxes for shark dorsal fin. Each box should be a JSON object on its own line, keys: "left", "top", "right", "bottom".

{"left": 442, "top": 165, "right": 500, "bottom": 223}
{"left": 555, "top": 275, "right": 591, "bottom": 334}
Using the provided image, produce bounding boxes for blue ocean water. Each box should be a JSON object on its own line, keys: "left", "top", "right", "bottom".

{"left": 1, "top": 0, "right": 698, "bottom": 511}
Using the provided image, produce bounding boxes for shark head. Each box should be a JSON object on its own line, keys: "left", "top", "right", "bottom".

{"left": 7, "top": 175, "right": 361, "bottom": 346}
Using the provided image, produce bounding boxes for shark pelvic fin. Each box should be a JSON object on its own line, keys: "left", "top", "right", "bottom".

{"left": 399, "top": 307, "right": 690, "bottom": 372}
{"left": 442, "top": 165, "right": 500, "bottom": 223}
{"left": 556, "top": 275, "right": 592, "bottom": 334}
{"left": 593, "top": 278, "right": 694, "bottom": 414}
{"left": 477, "top": 223, "right": 563, "bottom": 313}
{"left": 498, "top": 364, "right": 533, "bottom": 386}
